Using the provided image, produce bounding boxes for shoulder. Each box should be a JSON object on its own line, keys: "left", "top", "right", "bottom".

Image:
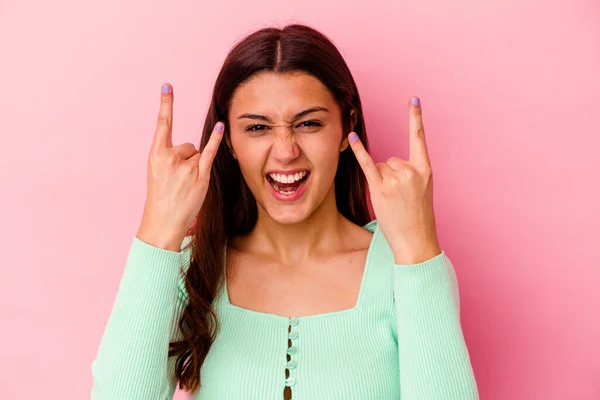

{"left": 361, "top": 219, "right": 392, "bottom": 255}
{"left": 362, "top": 219, "right": 396, "bottom": 266}
{"left": 362, "top": 219, "right": 378, "bottom": 233}
{"left": 359, "top": 220, "right": 397, "bottom": 320}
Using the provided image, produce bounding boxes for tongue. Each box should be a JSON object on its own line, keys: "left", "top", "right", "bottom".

{"left": 276, "top": 181, "right": 301, "bottom": 191}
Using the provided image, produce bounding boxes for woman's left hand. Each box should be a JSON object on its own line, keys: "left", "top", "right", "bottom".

{"left": 348, "top": 96, "right": 442, "bottom": 265}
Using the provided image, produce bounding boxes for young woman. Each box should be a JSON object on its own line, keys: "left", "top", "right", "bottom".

{"left": 91, "top": 24, "right": 479, "bottom": 399}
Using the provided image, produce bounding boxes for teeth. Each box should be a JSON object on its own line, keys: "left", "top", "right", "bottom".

{"left": 272, "top": 182, "right": 295, "bottom": 194}
{"left": 269, "top": 171, "right": 307, "bottom": 184}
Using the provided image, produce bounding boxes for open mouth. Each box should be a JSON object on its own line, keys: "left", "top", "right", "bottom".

{"left": 266, "top": 171, "right": 310, "bottom": 195}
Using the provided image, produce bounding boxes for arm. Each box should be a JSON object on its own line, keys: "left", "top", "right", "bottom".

{"left": 394, "top": 251, "right": 479, "bottom": 399}
{"left": 91, "top": 236, "right": 192, "bottom": 400}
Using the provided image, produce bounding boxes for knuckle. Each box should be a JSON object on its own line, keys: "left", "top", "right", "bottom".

{"left": 157, "top": 116, "right": 170, "bottom": 128}
{"left": 210, "top": 136, "right": 223, "bottom": 149}
{"left": 424, "top": 171, "right": 433, "bottom": 186}
{"left": 205, "top": 138, "right": 218, "bottom": 150}
{"left": 181, "top": 160, "right": 195, "bottom": 173}
{"left": 148, "top": 148, "right": 163, "bottom": 163}
{"left": 165, "top": 152, "right": 179, "bottom": 165}
{"left": 404, "top": 167, "right": 418, "bottom": 181}
{"left": 203, "top": 148, "right": 215, "bottom": 159}
{"left": 161, "top": 93, "right": 172, "bottom": 103}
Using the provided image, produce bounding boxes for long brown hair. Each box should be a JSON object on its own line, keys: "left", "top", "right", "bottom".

{"left": 169, "top": 23, "right": 372, "bottom": 394}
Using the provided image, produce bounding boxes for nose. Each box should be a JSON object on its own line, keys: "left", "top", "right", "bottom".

{"left": 269, "top": 126, "right": 300, "bottom": 164}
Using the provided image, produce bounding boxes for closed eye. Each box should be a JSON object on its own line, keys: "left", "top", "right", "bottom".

{"left": 298, "top": 120, "right": 322, "bottom": 129}
{"left": 245, "top": 124, "right": 268, "bottom": 132}
{"left": 244, "top": 120, "right": 323, "bottom": 132}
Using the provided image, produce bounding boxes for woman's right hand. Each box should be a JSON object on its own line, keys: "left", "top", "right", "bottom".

{"left": 136, "top": 83, "right": 224, "bottom": 252}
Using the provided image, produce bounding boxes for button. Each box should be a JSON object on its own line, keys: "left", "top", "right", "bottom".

{"left": 285, "top": 377, "right": 296, "bottom": 386}
{"left": 287, "top": 346, "right": 298, "bottom": 355}
{"left": 286, "top": 360, "right": 297, "bottom": 369}
{"left": 288, "top": 331, "right": 299, "bottom": 340}
{"left": 289, "top": 317, "right": 299, "bottom": 326}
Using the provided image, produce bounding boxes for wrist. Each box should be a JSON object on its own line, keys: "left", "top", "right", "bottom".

{"left": 392, "top": 241, "right": 442, "bottom": 265}
{"left": 136, "top": 222, "right": 186, "bottom": 252}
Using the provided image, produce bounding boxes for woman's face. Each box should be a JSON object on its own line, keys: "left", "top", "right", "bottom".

{"left": 227, "top": 71, "right": 349, "bottom": 225}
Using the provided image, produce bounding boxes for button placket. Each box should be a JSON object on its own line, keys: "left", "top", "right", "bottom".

{"left": 285, "top": 317, "right": 299, "bottom": 389}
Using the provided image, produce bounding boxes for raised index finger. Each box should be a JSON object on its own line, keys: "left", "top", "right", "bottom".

{"left": 348, "top": 132, "right": 382, "bottom": 185}
{"left": 198, "top": 122, "right": 225, "bottom": 179}
{"left": 408, "top": 96, "right": 432, "bottom": 172}
{"left": 151, "top": 83, "right": 174, "bottom": 152}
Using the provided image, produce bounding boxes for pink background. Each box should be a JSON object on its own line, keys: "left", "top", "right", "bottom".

{"left": 1, "top": 0, "right": 598, "bottom": 399}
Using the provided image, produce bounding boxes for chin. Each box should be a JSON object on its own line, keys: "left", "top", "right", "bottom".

{"left": 264, "top": 206, "right": 313, "bottom": 225}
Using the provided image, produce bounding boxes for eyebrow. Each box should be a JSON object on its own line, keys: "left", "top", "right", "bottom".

{"left": 237, "top": 106, "right": 329, "bottom": 123}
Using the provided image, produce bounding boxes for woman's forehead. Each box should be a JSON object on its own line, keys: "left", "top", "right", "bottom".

{"left": 229, "top": 72, "right": 336, "bottom": 118}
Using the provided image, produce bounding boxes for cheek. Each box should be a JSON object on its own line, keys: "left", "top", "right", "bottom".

{"left": 296, "top": 133, "right": 342, "bottom": 168}
{"left": 231, "top": 136, "right": 268, "bottom": 178}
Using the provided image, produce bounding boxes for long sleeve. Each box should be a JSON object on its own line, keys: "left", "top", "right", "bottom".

{"left": 91, "top": 236, "right": 192, "bottom": 400}
{"left": 393, "top": 251, "right": 479, "bottom": 399}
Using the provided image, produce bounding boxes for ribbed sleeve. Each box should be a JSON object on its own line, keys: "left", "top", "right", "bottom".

{"left": 91, "top": 236, "right": 191, "bottom": 400}
{"left": 394, "top": 251, "right": 479, "bottom": 399}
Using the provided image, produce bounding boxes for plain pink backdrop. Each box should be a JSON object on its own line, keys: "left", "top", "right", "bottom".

{"left": 1, "top": 0, "right": 598, "bottom": 399}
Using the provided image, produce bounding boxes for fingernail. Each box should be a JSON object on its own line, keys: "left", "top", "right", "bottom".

{"left": 411, "top": 96, "right": 420, "bottom": 106}
{"left": 162, "top": 84, "right": 171, "bottom": 94}
{"left": 349, "top": 132, "right": 358, "bottom": 142}
{"left": 216, "top": 122, "right": 223, "bottom": 132}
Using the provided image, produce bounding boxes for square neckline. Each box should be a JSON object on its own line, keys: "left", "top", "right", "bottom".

{"left": 221, "top": 222, "right": 380, "bottom": 321}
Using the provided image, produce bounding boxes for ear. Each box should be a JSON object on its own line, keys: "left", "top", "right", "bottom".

{"left": 340, "top": 136, "right": 349, "bottom": 152}
{"left": 340, "top": 109, "right": 358, "bottom": 152}
{"left": 224, "top": 131, "right": 237, "bottom": 159}
{"left": 349, "top": 108, "right": 358, "bottom": 131}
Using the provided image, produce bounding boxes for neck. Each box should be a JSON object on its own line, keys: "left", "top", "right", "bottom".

{"left": 248, "top": 189, "right": 347, "bottom": 265}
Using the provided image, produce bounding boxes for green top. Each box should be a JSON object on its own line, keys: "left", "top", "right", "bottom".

{"left": 91, "top": 220, "right": 479, "bottom": 399}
